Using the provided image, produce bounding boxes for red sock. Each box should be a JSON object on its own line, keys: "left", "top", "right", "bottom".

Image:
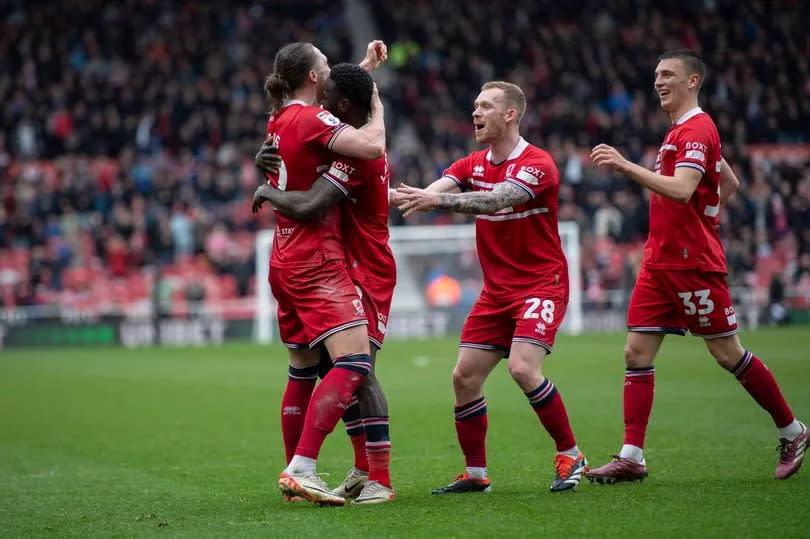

{"left": 525, "top": 379, "right": 576, "bottom": 452}
{"left": 295, "top": 354, "right": 371, "bottom": 459}
{"left": 364, "top": 417, "right": 391, "bottom": 487}
{"left": 342, "top": 397, "right": 368, "bottom": 471}
{"left": 280, "top": 365, "right": 318, "bottom": 463}
{"left": 454, "top": 397, "right": 488, "bottom": 469}
{"left": 350, "top": 434, "right": 369, "bottom": 472}
{"left": 732, "top": 351, "right": 794, "bottom": 428}
{"left": 623, "top": 367, "right": 655, "bottom": 449}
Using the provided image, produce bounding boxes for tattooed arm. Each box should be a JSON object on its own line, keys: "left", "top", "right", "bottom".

{"left": 396, "top": 180, "right": 530, "bottom": 217}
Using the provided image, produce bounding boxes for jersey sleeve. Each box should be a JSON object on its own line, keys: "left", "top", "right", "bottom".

{"left": 504, "top": 157, "right": 555, "bottom": 199}
{"left": 298, "top": 107, "right": 350, "bottom": 151}
{"left": 320, "top": 157, "right": 364, "bottom": 196}
{"left": 674, "top": 125, "right": 713, "bottom": 175}
{"left": 441, "top": 155, "right": 473, "bottom": 189}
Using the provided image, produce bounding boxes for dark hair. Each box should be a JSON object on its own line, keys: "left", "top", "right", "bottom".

{"left": 658, "top": 49, "right": 707, "bottom": 89}
{"left": 329, "top": 63, "right": 373, "bottom": 108}
{"left": 264, "top": 42, "right": 318, "bottom": 114}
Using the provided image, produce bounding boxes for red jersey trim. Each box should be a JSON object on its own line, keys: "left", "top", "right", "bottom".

{"left": 319, "top": 173, "right": 350, "bottom": 196}
{"left": 505, "top": 177, "right": 536, "bottom": 199}
{"left": 471, "top": 178, "right": 498, "bottom": 189}
{"left": 675, "top": 161, "right": 706, "bottom": 174}
{"left": 326, "top": 123, "right": 350, "bottom": 151}
{"left": 443, "top": 174, "right": 464, "bottom": 187}
{"left": 476, "top": 207, "right": 548, "bottom": 221}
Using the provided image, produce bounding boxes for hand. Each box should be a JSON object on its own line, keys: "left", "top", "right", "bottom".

{"left": 252, "top": 184, "right": 275, "bottom": 214}
{"left": 396, "top": 183, "right": 439, "bottom": 217}
{"left": 359, "top": 40, "right": 388, "bottom": 72}
{"left": 388, "top": 187, "right": 407, "bottom": 207}
{"left": 591, "top": 144, "right": 629, "bottom": 172}
{"left": 255, "top": 141, "right": 281, "bottom": 174}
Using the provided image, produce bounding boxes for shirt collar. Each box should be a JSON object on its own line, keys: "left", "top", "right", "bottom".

{"left": 282, "top": 99, "right": 308, "bottom": 108}
{"left": 676, "top": 106, "right": 703, "bottom": 125}
{"left": 486, "top": 136, "right": 529, "bottom": 163}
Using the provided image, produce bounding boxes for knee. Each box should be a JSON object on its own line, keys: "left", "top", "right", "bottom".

{"left": 452, "top": 365, "right": 481, "bottom": 393}
{"left": 624, "top": 343, "right": 653, "bottom": 369}
{"left": 507, "top": 358, "right": 535, "bottom": 386}
{"left": 707, "top": 344, "right": 739, "bottom": 370}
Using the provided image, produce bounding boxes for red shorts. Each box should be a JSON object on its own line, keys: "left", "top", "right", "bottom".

{"left": 270, "top": 258, "right": 367, "bottom": 349}
{"left": 627, "top": 266, "right": 738, "bottom": 339}
{"left": 460, "top": 287, "right": 568, "bottom": 356}
{"left": 355, "top": 277, "right": 394, "bottom": 350}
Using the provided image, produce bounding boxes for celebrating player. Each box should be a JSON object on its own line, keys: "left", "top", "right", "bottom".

{"left": 259, "top": 41, "right": 386, "bottom": 505}
{"left": 586, "top": 49, "right": 807, "bottom": 483}
{"left": 254, "top": 63, "right": 396, "bottom": 505}
{"left": 396, "top": 81, "right": 588, "bottom": 493}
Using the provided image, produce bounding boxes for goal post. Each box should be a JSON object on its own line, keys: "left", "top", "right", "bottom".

{"left": 254, "top": 228, "right": 275, "bottom": 344}
{"left": 253, "top": 221, "right": 582, "bottom": 342}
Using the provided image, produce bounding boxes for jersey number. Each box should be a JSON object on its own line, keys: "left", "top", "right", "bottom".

{"left": 704, "top": 161, "right": 722, "bottom": 217}
{"left": 524, "top": 298, "right": 555, "bottom": 323}
{"left": 678, "top": 289, "right": 714, "bottom": 316}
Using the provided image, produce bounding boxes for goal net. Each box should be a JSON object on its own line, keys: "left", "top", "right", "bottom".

{"left": 254, "top": 222, "right": 581, "bottom": 343}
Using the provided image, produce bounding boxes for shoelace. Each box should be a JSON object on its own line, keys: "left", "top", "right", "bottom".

{"left": 300, "top": 471, "right": 331, "bottom": 488}
{"left": 777, "top": 438, "right": 793, "bottom": 459}
{"left": 453, "top": 472, "right": 487, "bottom": 483}
{"left": 359, "top": 481, "right": 388, "bottom": 496}
{"left": 554, "top": 454, "right": 576, "bottom": 477}
{"left": 344, "top": 468, "right": 367, "bottom": 482}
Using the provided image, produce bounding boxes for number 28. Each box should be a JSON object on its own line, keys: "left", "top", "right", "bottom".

{"left": 524, "top": 298, "right": 555, "bottom": 323}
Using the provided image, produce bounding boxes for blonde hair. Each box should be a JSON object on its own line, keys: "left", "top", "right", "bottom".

{"left": 481, "top": 81, "right": 526, "bottom": 123}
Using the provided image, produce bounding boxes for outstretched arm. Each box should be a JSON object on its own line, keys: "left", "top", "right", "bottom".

{"left": 591, "top": 144, "right": 701, "bottom": 204}
{"left": 389, "top": 176, "right": 461, "bottom": 207}
{"left": 396, "top": 181, "right": 530, "bottom": 217}
{"left": 252, "top": 178, "right": 345, "bottom": 221}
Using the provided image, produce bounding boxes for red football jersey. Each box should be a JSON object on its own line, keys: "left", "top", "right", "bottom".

{"left": 320, "top": 153, "right": 396, "bottom": 290}
{"left": 443, "top": 137, "right": 568, "bottom": 298}
{"left": 646, "top": 107, "right": 726, "bottom": 273}
{"left": 264, "top": 101, "right": 349, "bottom": 267}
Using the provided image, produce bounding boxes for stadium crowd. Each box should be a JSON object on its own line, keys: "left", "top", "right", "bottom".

{"left": 1, "top": 0, "right": 809, "bottom": 317}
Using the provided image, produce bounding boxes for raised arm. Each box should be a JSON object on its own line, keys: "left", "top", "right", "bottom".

{"left": 591, "top": 144, "right": 701, "bottom": 204}
{"left": 252, "top": 178, "right": 344, "bottom": 221}
{"left": 719, "top": 157, "right": 740, "bottom": 204}
{"left": 396, "top": 181, "right": 530, "bottom": 217}
{"left": 358, "top": 40, "right": 388, "bottom": 72}
{"left": 330, "top": 84, "right": 385, "bottom": 160}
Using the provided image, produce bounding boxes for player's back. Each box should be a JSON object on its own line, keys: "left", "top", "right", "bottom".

{"left": 320, "top": 153, "right": 396, "bottom": 288}
{"left": 265, "top": 102, "right": 347, "bottom": 267}
{"left": 647, "top": 108, "right": 726, "bottom": 273}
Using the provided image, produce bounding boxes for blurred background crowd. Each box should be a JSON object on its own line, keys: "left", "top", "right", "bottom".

{"left": 1, "top": 0, "right": 808, "bottom": 323}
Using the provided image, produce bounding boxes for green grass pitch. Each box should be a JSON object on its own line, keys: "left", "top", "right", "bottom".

{"left": 1, "top": 328, "right": 808, "bottom": 537}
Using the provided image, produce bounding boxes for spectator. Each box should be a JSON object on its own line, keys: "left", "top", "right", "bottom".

{"left": 0, "top": 0, "right": 808, "bottom": 316}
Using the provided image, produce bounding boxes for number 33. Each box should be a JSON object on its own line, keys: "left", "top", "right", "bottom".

{"left": 678, "top": 289, "right": 714, "bottom": 315}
